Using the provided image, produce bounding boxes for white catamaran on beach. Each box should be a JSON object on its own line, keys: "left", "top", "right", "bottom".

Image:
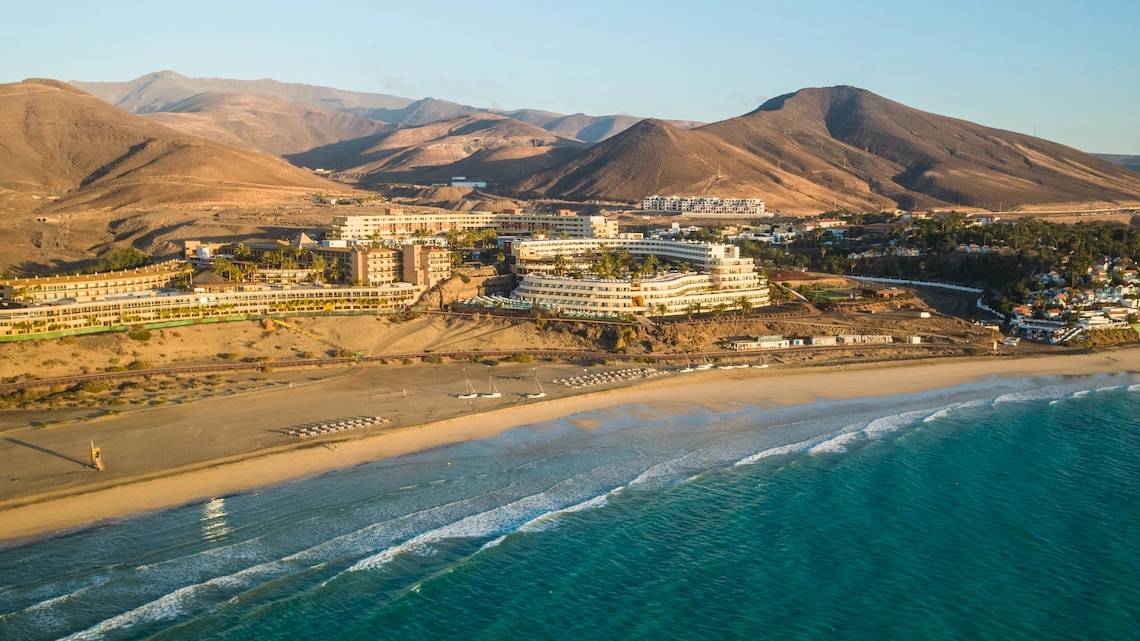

{"left": 457, "top": 377, "right": 478, "bottom": 399}
{"left": 526, "top": 371, "right": 546, "bottom": 399}
{"left": 480, "top": 376, "right": 502, "bottom": 399}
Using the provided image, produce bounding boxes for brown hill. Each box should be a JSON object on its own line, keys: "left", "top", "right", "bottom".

{"left": 364, "top": 97, "right": 482, "bottom": 127}
{"left": 140, "top": 92, "right": 390, "bottom": 155}
{"left": 541, "top": 113, "right": 704, "bottom": 143}
{"left": 514, "top": 86, "right": 1140, "bottom": 212}
{"left": 72, "top": 70, "right": 412, "bottom": 114}
{"left": 288, "top": 112, "right": 586, "bottom": 185}
{"left": 0, "top": 79, "right": 341, "bottom": 214}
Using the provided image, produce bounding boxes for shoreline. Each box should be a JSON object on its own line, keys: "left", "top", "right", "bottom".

{"left": 2, "top": 349, "right": 1139, "bottom": 545}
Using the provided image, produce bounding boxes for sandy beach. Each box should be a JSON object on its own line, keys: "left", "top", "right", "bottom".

{"left": 2, "top": 348, "right": 1138, "bottom": 544}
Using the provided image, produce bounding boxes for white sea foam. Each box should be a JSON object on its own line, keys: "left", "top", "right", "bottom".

{"left": 346, "top": 480, "right": 622, "bottom": 573}
{"left": 862, "top": 409, "right": 933, "bottom": 438}
{"left": 476, "top": 491, "right": 616, "bottom": 553}
{"left": 734, "top": 437, "right": 823, "bottom": 466}
{"left": 56, "top": 489, "right": 509, "bottom": 640}
{"left": 993, "top": 386, "right": 1076, "bottom": 405}
{"left": 58, "top": 569, "right": 250, "bottom": 641}
{"left": 0, "top": 575, "right": 110, "bottom": 621}
{"left": 922, "top": 399, "right": 988, "bottom": 423}
{"left": 1129, "top": 383, "right": 1140, "bottom": 393}
{"left": 626, "top": 444, "right": 733, "bottom": 487}
{"left": 808, "top": 431, "right": 862, "bottom": 455}
{"left": 479, "top": 535, "right": 508, "bottom": 551}
{"left": 517, "top": 491, "right": 614, "bottom": 534}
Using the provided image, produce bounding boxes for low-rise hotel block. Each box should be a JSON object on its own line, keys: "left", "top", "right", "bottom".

{"left": 326, "top": 208, "right": 618, "bottom": 241}
{"left": 0, "top": 285, "right": 421, "bottom": 341}
{"left": 640, "top": 195, "right": 767, "bottom": 217}
{"left": 0, "top": 261, "right": 185, "bottom": 305}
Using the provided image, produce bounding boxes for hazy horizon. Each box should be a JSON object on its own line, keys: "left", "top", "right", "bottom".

{"left": 3, "top": 0, "right": 1139, "bottom": 153}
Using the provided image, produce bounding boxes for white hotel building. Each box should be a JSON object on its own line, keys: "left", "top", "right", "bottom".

{"left": 640, "top": 195, "right": 768, "bottom": 217}
{"left": 327, "top": 209, "right": 618, "bottom": 241}
{"left": 510, "top": 238, "right": 769, "bottom": 316}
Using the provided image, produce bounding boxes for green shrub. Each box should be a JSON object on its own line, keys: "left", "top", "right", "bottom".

{"left": 78, "top": 381, "right": 110, "bottom": 394}
{"left": 126, "top": 325, "right": 152, "bottom": 342}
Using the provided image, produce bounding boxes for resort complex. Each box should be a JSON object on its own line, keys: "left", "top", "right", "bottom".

{"left": 508, "top": 238, "right": 770, "bottom": 316}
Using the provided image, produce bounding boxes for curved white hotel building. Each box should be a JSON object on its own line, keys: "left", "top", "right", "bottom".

{"left": 510, "top": 238, "right": 769, "bottom": 316}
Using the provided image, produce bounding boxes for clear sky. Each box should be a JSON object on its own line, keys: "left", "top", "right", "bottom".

{"left": 3, "top": 0, "right": 1138, "bottom": 153}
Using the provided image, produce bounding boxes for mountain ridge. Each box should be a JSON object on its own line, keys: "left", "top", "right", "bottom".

{"left": 513, "top": 86, "right": 1140, "bottom": 212}
{"left": 73, "top": 71, "right": 705, "bottom": 146}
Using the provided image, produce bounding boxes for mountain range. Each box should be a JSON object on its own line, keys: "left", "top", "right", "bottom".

{"left": 73, "top": 71, "right": 701, "bottom": 145}
{"left": 6, "top": 71, "right": 1138, "bottom": 218}
{"left": 0, "top": 79, "right": 339, "bottom": 215}
{"left": 514, "top": 86, "right": 1140, "bottom": 211}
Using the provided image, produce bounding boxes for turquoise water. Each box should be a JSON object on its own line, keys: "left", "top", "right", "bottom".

{"left": 2, "top": 375, "right": 1139, "bottom": 640}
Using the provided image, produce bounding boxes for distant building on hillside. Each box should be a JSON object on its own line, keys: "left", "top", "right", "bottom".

{"left": 450, "top": 176, "right": 488, "bottom": 188}
{"left": 640, "top": 195, "right": 768, "bottom": 217}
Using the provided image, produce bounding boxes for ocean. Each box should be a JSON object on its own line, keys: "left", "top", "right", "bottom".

{"left": 2, "top": 374, "right": 1139, "bottom": 640}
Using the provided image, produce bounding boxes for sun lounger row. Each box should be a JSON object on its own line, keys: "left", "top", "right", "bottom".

{"left": 551, "top": 367, "right": 661, "bottom": 389}
{"left": 285, "top": 415, "right": 391, "bottom": 438}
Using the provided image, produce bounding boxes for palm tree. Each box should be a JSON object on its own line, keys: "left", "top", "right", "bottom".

{"left": 552, "top": 254, "right": 569, "bottom": 277}
{"left": 615, "top": 250, "right": 633, "bottom": 277}
{"left": 178, "top": 262, "right": 195, "bottom": 288}
{"left": 212, "top": 258, "right": 235, "bottom": 281}
{"left": 656, "top": 303, "right": 668, "bottom": 321}
{"left": 643, "top": 254, "right": 660, "bottom": 276}
{"left": 233, "top": 244, "right": 253, "bottom": 261}
{"left": 736, "top": 296, "right": 753, "bottom": 317}
{"left": 310, "top": 255, "right": 326, "bottom": 282}
{"left": 326, "top": 259, "right": 344, "bottom": 283}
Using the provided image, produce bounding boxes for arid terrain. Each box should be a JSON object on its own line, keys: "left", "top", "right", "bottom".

{"left": 287, "top": 112, "right": 586, "bottom": 184}
{"left": 141, "top": 91, "right": 390, "bottom": 156}
{"left": 513, "top": 86, "right": 1140, "bottom": 212}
